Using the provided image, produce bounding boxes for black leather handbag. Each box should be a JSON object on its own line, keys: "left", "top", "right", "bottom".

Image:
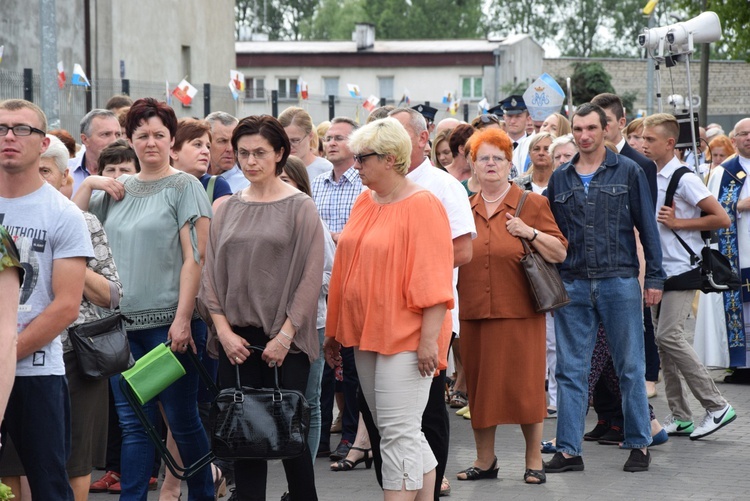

{"left": 68, "top": 311, "right": 134, "bottom": 380}
{"left": 516, "top": 192, "right": 571, "bottom": 313}
{"left": 210, "top": 345, "right": 310, "bottom": 460}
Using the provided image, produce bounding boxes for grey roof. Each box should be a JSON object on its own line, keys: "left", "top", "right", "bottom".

{"left": 236, "top": 34, "right": 537, "bottom": 54}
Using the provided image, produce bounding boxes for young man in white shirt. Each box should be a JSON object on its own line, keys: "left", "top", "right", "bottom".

{"left": 642, "top": 113, "right": 736, "bottom": 440}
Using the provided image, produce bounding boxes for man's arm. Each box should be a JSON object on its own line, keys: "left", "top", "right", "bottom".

{"left": 452, "top": 233, "right": 473, "bottom": 268}
{"left": 629, "top": 166, "right": 665, "bottom": 306}
{"left": 657, "top": 195, "right": 730, "bottom": 231}
{"left": 16, "top": 257, "right": 86, "bottom": 360}
{"left": 0, "top": 267, "right": 21, "bottom": 418}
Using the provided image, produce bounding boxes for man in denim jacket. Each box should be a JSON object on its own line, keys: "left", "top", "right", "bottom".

{"left": 544, "top": 103, "right": 665, "bottom": 473}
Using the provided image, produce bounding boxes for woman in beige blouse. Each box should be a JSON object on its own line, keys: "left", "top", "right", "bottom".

{"left": 198, "top": 115, "right": 324, "bottom": 501}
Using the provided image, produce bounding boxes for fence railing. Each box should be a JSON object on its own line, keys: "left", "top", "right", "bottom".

{"left": 1, "top": 68, "right": 473, "bottom": 134}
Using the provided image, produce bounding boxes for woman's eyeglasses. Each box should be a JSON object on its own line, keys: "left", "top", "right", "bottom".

{"left": 353, "top": 152, "right": 379, "bottom": 164}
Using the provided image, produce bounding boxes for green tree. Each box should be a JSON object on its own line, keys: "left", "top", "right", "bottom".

{"left": 672, "top": 0, "right": 750, "bottom": 61}
{"left": 561, "top": 62, "right": 616, "bottom": 104}
{"left": 303, "top": 0, "right": 366, "bottom": 40}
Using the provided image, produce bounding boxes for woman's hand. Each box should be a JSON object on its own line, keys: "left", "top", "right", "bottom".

{"left": 168, "top": 315, "right": 195, "bottom": 354}
{"left": 217, "top": 328, "right": 252, "bottom": 365}
{"left": 262, "top": 338, "right": 289, "bottom": 368}
{"left": 505, "top": 213, "right": 535, "bottom": 239}
{"left": 417, "top": 338, "right": 439, "bottom": 377}
{"left": 82, "top": 175, "right": 126, "bottom": 201}
{"left": 323, "top": 337, "right": 342, "bottom": 369}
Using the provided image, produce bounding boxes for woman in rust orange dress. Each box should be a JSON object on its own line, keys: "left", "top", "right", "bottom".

{"left": 456, "top": 128, "right": 567, "bottom": 485}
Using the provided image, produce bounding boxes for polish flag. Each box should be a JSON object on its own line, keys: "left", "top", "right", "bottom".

{"left": 363, "top": 95, "right": 379, "bottom": 112}
{"left": 57, "top": 61, "right": 65, "bottom": 89}
{"left": 172, "top": 79, "right": 198, "bottom": 106}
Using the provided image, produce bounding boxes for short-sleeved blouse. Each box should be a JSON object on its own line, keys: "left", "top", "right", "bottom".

{"left": 326, "top": 190, "right": 455, "bottom": 369}
{"left": 458, "top": 183, "right": 567, "bottom": 320}
{"left": 89, "top": 172, "right": 212, "bottom": 329}
{"left": 198, "top": 192, "right": 324, "bottom": 361}
{"left": 0, "top": 224, "right": 23, "bottom": 281}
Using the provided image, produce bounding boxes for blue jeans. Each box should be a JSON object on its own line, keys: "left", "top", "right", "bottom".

{"left": 111, "top": 320, "right": 213, "bottom": 501}
{"left": 554, "top": 277, "right": 652, "bottom": 456}
{"left": 305, "top": 327, "right": 325, "bottom": 462}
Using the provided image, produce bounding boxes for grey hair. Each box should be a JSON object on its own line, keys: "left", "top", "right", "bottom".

{"left": 42, "top": 135, "right": 70, "bottom": 174}
{"left": 80, "top": 109, "right": 118, "bottom": 136}
{"left": 330, "top": 116, "right": 360, "bottom": 131}
{"left": 205, "top": 111, "right": 238, "bottom": 129}
{"left": 548, "top": 133, "right": 577, "bottom": 159}
{"left": 388, "top": 107, "right": 427, "bottom": 135}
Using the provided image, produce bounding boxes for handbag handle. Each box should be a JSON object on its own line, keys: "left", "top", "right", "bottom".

{"left": 232, "top": 345, "right": 283, "bottom": 399}
{"left": 514, "top": 191, "right": 534, "bottom": 256}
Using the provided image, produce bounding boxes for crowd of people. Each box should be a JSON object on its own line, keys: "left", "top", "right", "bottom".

{"left": 0, "top": 88, "right": 748, "bottom": 501}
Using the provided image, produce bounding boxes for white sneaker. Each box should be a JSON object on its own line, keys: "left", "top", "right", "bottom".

{"left": 689, "top": 404, "right": 736, "bottom": 440}
{"left": 662, "top": 414, "right": 694, "bottom": 436}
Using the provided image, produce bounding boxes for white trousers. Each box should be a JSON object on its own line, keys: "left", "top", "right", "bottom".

{"left": 354, "top": 349, "right": 436, "bottom": 491}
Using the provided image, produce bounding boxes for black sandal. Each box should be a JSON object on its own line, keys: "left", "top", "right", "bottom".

{"left": 456, "top": 457, "right": 499, "bottom": 481}
{"left": 524, "top": 468, "right": 546, "bottom": 484}
{"left": 330, "top": 447, "right": 373, "bottom": 471}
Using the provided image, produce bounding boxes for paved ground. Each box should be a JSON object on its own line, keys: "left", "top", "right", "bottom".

{"left": 89, "top": 320, "right": 750, "bottom": 500}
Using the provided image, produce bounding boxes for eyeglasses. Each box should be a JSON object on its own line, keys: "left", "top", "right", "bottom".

{"left": 476, "top": 154, "right": 507, "bottom": 165}
{"left": 0, "top": 125, "right": 45, "bottom": 137}
{"left": 288, "top": 137, "right": 306, "bottom": 146}
{"left": 323, "top": 135, "right": 348, "bottom": 143}
{"left": 237, "top": 149, "right": 272, "bottom": 160}
{"left": 353, "top": 152, "right": 379, "bottom": 164}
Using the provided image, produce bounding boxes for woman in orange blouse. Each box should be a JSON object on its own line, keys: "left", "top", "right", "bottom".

{"left": 324, "top": 118, "right": 454, "bottom": 501}
{"left": 456, "top": 128, "right": 567, "bottom": 485}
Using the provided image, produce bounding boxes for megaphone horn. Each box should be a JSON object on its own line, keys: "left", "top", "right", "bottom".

{"left": 666, "top": 11, "right": 722, "bottom": 52}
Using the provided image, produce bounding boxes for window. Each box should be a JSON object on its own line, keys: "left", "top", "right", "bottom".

{"left": 461, "top": 77, "right": 483, "bottom": 99}
{"left": 244, "top": 77, "right": 265, "bottom": 99}
{"left": 323, "top": 77, "right": 339, "bottom": 98}
{"left": 277, "top": 78, "right": 298, "bottom": 99}
{"left": 378, "top": 76, "right": 394, "bottom": 101}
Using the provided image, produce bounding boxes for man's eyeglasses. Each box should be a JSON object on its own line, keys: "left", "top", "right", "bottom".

{"left": 323, "top": 135, "right": 348, "bottom": 143}
{"left": 353, "top": 152, "right": 379, "bottom": 164}
{"left": 0, "top": 125, "right": 45, "bottom": 137}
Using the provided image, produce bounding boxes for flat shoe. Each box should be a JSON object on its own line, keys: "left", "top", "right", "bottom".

{"left": 456, "top": 457, "right": 498, "bottom": 481}
{"left": 524, "top": 468, "right": 546, "bottom": 484}
{"left": 455, "top": 405, "right": 470, "bottom": 416}
{"left": 449, "top": 391, "right": 468, "bottom": 408}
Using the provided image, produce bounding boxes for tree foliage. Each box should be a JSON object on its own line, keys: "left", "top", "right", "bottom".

{"left": 672, "top": 0, "right": 750, "bottom": 61}
{"left": 563, "top": 62, "right": 616, "bottom": 104}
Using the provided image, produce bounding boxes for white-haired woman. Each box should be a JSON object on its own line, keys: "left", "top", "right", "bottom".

{"left": 324, "top": 118, "right": 454, "bottom": 500}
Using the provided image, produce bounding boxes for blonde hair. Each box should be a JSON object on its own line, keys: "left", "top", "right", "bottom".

{"left": 431, "top": 129, "right": 452, "bottom": 168}
{"left": 643, "top": 113, "right": 679, "bottom": 141}
{"left": 348, "top": 117, "right": 412, "bottom": 175}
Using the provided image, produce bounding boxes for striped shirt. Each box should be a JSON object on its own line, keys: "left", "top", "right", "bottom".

{"left": 311, "top": 166, "right": 363, "bottom": 233}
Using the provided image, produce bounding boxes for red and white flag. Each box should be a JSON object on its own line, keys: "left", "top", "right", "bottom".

{"left": 363, "top": 95, "right": 379, "bottom": 112}
{"left": 57, "top": 61, "right": 65, "bottom": 89}
{"left": 172, "top": 79, "right": 198, "bottom": 106}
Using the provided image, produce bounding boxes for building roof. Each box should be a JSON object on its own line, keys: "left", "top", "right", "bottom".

{"left": 236, "top": 34, "right": 535, "bottom": 55}
{"left": 236, "top": 34, "right": 540, "bottom": 68}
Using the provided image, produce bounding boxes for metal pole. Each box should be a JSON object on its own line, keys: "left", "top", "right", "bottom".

{"left": 271, "top": 90, "right": 278, "bottom": 117}
{"left": 40, "top": 0, "right": 60, "bottom": 129}
{"left": 699, "top": 0, "right": 709, "bottom": 126}
{"left": 463, "top": 103, "right": 469, "bottom": 122}
{"left": 646, "top": 14, "right": 655, "bottom": 116}
{"left": 122, "top": 79, "right": 130, "bottom": 96}
{"left": 203, "top": 83, "right": 211, "bottom": 117}
{"left": 380, "top": 97, "right": 386, "bottom": 107}
{"left": 328, "top": 95, "right": 335, "bottom": 120}
{"left": 23, "top": 69, "right": 34, "bottom": 102}
{"left": 684, "top": 52, "right": 700, "bottom": 174}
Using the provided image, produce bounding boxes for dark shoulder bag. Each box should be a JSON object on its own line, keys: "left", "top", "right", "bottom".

{"left": 210, "top": 345, "right": 310, "bottom": 460}
{"left": 661, "top": 167, "right": 741, "bottom": 293}
{"left": 516, "top": 192, "right": 571, "bottom": 312}
{"left": 68, "top": 310, "right": 135, "bottom": 379}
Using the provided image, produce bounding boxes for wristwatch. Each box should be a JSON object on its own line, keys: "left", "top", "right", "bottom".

{"left": 529, "top": 228, "right": 539, "bottom": 242}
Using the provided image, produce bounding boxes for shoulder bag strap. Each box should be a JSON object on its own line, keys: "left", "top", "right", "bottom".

{"left": 663, "top": 167, "right": 701, "bottom": 265}
{"left": 206, "top": 175, "right": 217, "bottom": 202}
{"left": 514, "top": 191, "right": 533, "bottom": 255}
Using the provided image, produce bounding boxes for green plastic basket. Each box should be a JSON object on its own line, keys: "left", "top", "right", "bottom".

{"left": 122, "top": 342, "right": 186, "bottom": 405}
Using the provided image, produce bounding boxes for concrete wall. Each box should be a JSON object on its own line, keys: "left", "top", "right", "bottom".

{"left": 543, "top": 57, "right": 750, "bottom": 131}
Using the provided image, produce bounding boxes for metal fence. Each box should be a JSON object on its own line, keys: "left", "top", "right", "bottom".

{"left": 1, "top": 68, "right": 472, "bottom": 134}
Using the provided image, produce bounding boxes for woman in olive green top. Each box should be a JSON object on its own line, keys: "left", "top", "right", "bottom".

{"left": 73, "top": 98, "right": 214, "bottom": 500}
{"left": 0, "top": 225, "right": 23, "bottom": 428}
